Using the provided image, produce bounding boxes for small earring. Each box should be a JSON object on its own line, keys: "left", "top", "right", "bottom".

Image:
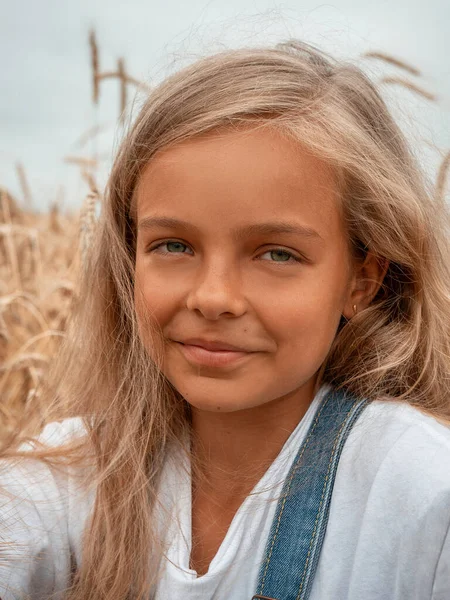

{"left": 352, "top": 304, "right": 357, "bottom": 315}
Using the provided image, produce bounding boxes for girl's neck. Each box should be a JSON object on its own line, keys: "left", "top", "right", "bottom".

{"left": 190, "top": 378, "right": 319, "bottom": 499}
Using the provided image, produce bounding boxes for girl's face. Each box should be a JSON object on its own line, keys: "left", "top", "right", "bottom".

{"left": 134, "top": 125, "right": 356, "bottom": 413}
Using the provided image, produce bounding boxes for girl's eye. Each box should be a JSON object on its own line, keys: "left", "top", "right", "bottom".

{"left": 149, "top": 241, "right": 192, "bottom": 255}
{"left": 258, "top": 248, "right": 301, "bottom": 264}
{"left": 148, "top": 241, "right": 302, "bottom": 264}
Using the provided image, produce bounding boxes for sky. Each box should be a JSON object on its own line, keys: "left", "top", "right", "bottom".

{"left": 1, "top": 0, "right": 449, "bottom": 211}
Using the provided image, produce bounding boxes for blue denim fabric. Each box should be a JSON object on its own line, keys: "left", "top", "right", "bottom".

{"left": 252, "top": 387, "right": 368, "bottom": 600}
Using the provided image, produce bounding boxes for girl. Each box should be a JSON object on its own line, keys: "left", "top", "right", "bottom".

{"left": 1, "top": 40, "right": 450, "bottom": 600}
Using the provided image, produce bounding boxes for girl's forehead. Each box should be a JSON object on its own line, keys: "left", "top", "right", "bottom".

{"left": 141, "top": 125, "right": 335, "bottom": 181}
{"left": 135, "top": 126, "right": 342, "bottom": 230}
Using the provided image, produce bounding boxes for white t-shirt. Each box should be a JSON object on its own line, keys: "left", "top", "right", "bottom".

{"left": 1, "top": 385, "right": 450, "bottom": 599}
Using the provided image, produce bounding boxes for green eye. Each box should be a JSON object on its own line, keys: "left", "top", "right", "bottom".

{"left": 165, "top": 241, "right": 186, "bottom": 253}
{"left": 266, "top": 249, "right": 292, "bottom": 262}
{"left": 259, "top": 248, "right": 301, "bottom": 264}
{"left": 150, "top": 241, "right": 191, "bottom": 255}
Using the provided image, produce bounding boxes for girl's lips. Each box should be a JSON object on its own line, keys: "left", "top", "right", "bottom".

{"left": 175, "top": 342, "right": 253, "bottom": 368}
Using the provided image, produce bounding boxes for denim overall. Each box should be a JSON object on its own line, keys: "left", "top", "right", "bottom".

{"left": 252, "top": 386, "right": 369, "bottom": 600}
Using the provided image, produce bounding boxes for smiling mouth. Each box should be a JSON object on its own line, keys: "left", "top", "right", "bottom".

{"left": 174, "top": 341, "right": 253, "bottom": 368}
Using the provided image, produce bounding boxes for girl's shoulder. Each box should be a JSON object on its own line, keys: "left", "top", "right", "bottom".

{"left": 317, "top": 398, "right": 450, "bottom": 598}
{"left": 0, "top": 417, "right": 93, "bottom": 598}
{"left": 355, "top": 397, "right": 450, "bottom": 458}
{"left": 0, "top": 416, "right": 89, "bottom": 498}
{"left": 341, "top": 397, "right": 450, "bottom": 499}
{"left": 0, "top": 416, "right": 91, "bottom": 527}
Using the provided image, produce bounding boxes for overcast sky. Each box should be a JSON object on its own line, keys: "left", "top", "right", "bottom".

{"left": 1, "top": 0, "right": 449, "bottom": 211}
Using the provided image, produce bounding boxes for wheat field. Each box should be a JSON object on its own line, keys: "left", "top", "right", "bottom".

{"left": 0, "top": 33, "right": 448, "bottom": 441}
{"left": 0, "top": 187, "right": 83, "bottom": 437}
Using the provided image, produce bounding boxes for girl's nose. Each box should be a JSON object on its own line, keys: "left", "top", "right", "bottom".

{"left": 185, "top": 260, "right": 248, "bottom": 320}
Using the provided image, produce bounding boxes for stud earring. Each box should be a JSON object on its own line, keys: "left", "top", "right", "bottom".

{"left": 353, "top": 304, "right": 357, "bottom": 315}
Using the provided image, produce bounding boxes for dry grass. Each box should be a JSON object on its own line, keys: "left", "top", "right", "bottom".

{"left": 362, "top": 50, "right": 438, "bottom": 102}
{"left": 362, "top": 51, "right": 421, "bottom": 76}
{"left": 436, "top": 151, "right": 450, "bottom": 206}
{"left": 0, "top": 187, "right": 89, "bottom": 439}
{"left": 88, "top": 28, "right": 151, "bottom": 121}
{"left": 380, "top": 76, "right": 437, "bottom": 102}
{"left": 15, "top": 163, "right": 33, "bottom": 208}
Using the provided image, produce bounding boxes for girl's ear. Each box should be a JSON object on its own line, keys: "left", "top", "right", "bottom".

{"left": 342, "top": 251, "right": 390, "bottom": 319}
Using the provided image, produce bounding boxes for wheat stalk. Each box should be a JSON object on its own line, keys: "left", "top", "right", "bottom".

{"left": 436, "top": 151, "right": 450, "bottom": 205}
{"left": 0, "top": 353, "right": 49, "bottom": 372}
{"left": 30, "top": 230, "right": 43, "bottom": 288}
{"left": 65, "top": 157, "right": 98, "bottom": 168}
{"left": 49, "top": 200, "right": 61, "bottom": 233}
{"left": 15, "top": 162, "right": 33, "bottom": 207}
{"left": 363, "top": 51, "right": 421, "bottom": 76}
{"left": 79, "top": 191, "right": 98, "bottom": 268}
{"left": 90, "top": 30, "right": 150, "bottom": 120}
{"left": 0, "top": 193, "right": 21, "bottom": 289}
{"left": 24, "top": 386, "right": 40, "bottom": 407}
{"left": 0, "top": 187, "right": 21, "bottom": 224}
{"left": 64, "top": 155, "right": 98, "bottom": 168}
{"left": 26, "top": 366, "right": 42, "bottom": 389}
{"left": 0, "top": 223, "right": 41, "bottom": 237}
{"left": 96, "top": 71, "right": 150, "bottom": 89}
{"left": 380, "top": 76, "right": 437, "bottom": 102}
{"left": 0, "top": 224, "right": 43, "bottom": 289}
{"left": 0, "top": 293, "right": 50, "bottom": 331}
{"left": 74, "top": 123, "right": 109, "bottom": 148}
{"left": 118, "top": 57, "right": 127, "bottom": 122}
{"left": 11, "top": 329, "right": 65, "bottom": 357}
{"left": 0, "top": 188, "right": 12, "bottom": 222}
{"left": 89, "top": 29, "right": 99, "bottom": 104}
{"left": 80, "top": 169, "right": 98, "bottom": 195}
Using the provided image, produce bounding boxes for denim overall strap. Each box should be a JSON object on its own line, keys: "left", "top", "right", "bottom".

{"left": 252, "top": 387, "right": 368, "bottom": 600}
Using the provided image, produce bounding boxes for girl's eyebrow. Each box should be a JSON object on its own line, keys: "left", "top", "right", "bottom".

{"left": 137, "top": 216, "right": 324, "bottom": 242}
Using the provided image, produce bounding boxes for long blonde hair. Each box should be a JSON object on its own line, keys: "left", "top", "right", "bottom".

{"left": 3, "top": 40, "right": 450, "bottom": 598}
